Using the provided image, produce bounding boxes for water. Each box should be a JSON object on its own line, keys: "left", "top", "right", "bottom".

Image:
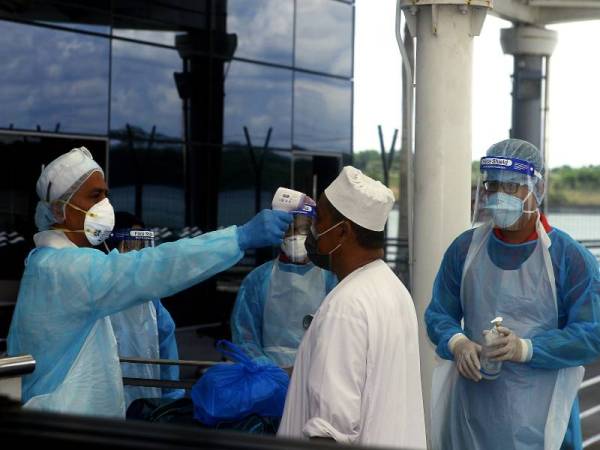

{"left": 387, "top": 208, "right": 600, "bottom": 242}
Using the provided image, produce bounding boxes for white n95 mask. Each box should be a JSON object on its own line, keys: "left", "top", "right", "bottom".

{"left": 63, "top": 198, "right": 116, "bottom": 245}
{"left": 84, "top": 198, "right": 115, "bottom": 245}
{"left": 281, "top": 235, "right": 308, "bottom": 263}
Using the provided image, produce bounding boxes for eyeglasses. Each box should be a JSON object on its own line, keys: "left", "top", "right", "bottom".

{"left": 483, "top": 180, "right": 525, "bottom": 195}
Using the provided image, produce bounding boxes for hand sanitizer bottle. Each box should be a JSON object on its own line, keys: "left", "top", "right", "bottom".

{"left": 480, "top": 317, "right": 503, "bottom": 380}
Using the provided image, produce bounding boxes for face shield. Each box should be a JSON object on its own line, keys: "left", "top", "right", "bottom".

{"left": 281, "top": 203, "right": 315, "bottom": 263}
{"left": 472, "top": 156, "right": 544, "bottom": 230}
{"left": 109, "top": 228, "right": 155, "bottom": 253}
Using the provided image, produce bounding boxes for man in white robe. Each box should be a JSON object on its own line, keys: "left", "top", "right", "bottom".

{"left": 278, "top": 166, "right": 426, "bottom": 449}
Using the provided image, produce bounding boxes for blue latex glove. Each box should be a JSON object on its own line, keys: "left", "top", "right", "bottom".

{"left": 237, "top": 209, "right": 293, "bottom": 251}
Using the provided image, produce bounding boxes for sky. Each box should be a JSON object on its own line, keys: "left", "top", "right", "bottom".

{"left": 353, "top": 1, "right": 600, "bottom": 169}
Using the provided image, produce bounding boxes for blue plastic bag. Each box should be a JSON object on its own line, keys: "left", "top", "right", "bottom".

{"left": 192, "top": 340, "right": 289, "bottom": 426}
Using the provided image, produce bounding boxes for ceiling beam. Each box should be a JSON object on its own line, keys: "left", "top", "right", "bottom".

{"left": 491, "top": 0, "right": 541, "bottom": 24}
{"left": 540, "top": 7, "right": 600, "bottom": 22}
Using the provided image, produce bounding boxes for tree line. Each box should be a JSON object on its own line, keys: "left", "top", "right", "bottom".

{"left": 355, "top": 151, "right": 600, "bottom": 209}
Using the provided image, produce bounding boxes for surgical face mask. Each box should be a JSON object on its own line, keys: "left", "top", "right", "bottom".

{"left": 305, "top": 221, "right": 344, "bottom": 271}
{"left": 62, "top": 198, "right": 115, "bottom": 245}
{"left": 485, "top": 191, "right": 536, "bottom": 230}
{"left": 281, "top": 235, "right": 308, "bottom": 263}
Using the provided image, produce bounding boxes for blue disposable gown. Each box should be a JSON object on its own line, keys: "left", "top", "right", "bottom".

{"left": 425, "top": 226, "right": 600, "bottom": 449}
{"left": 153, "top": 299, "right": 184, "bottom": 400}
{"left": 8, "top": 227, "right": 243, "bottom": 417}
{"left": 110, "top": 298, "right": 184, "bottom": 408}
{"left": 230, "top": 259, "right": 337, "bottom": 366}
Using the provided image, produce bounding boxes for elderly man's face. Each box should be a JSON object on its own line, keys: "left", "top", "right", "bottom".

{"left": 63, "top": 171, "right": 109, "bottom": 234}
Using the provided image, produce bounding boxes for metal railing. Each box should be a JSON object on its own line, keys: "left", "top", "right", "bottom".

{"left": 119, "top": 357, "right": 227, "bottom": 390}
{"left": 580, "top": 374, "right": 600, "bottom": 448}
{"left": 0, "top": 355, "right": 35, "bottom": 379}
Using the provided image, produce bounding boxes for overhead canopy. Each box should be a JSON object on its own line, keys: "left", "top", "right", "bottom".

{"left": 493, "top": 0, "right": 600, "bottom": 24}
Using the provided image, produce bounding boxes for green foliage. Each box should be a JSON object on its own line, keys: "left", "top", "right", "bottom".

{"left": 353, "top": 149, "right": 403, "bottom": 199}
{"left": 356, "top": 150, "right": 600, "bottom": 208}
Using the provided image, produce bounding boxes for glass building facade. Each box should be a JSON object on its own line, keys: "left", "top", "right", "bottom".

{"left": 0, "top": 0, "right": 354, "bottom": 338}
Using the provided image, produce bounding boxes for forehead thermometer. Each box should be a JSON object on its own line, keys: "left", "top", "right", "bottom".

{"left": 272, "top": 187, "right": 306, "bottom": 212}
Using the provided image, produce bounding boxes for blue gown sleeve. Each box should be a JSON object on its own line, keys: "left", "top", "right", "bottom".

{"left": 230, "top": 262, "right": 272, "bottom": 363}
{"left": 20, "top": 227, "right": 243, "bottom": 332}
{"left": 85, "top": 226, "right": 243, "bottom": 319}
{"left": 529, "top": 234, "right": 600, "bottom": 369}
{"left": 424, "top": 231, "right": 472, "bottom": 360}
{"left": 153, "top": 299, "right": 185, "bottom": 400}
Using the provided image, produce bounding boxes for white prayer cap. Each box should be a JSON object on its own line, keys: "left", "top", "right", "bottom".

{"left": 34, "top": 147, "right": 104, "bottom": 231}
{"left": 324, "top": 166, "right": 395, "bottom": 232}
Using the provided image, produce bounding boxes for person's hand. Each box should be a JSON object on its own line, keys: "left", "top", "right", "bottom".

{"left": 237, "top": 209, "right": 293, "bottom": 250}
{"left": 485, "top": 326, "right": 528, "bottom": 363}
{"left": 452, "top": 336, "right": 483, "bottom": 382}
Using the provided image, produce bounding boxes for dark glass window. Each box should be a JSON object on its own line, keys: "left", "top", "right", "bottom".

{"left": 293, "top": 73, "right": 352, "bottom": 152}
{"left": 111, "top": 30, "right": 181, "bottom": 47}
{"left": 112, "top": 1, "right": 208, "bottom": 46}
{"left": 224, "top": 0, "right": 293, "bottom": 66}
{"left": 295, "top": 0, "right": 353, "bottom": 77}
{"left": 224, "top": 61, "right": 292, "bottom": 150}
{"left": 109, "top": 139, "right": 185, "bottom": 229}
{"left": 7, "top": 0, "right": 111, "bottom": 35}
{"left": 110, "top": 40, "right": 183, "bottom": 141}
{"left": 218, "top": 148, "right": 291, "bottom": 227}
{"left": 0, "top": 20, "right": 109, "bottom": 135}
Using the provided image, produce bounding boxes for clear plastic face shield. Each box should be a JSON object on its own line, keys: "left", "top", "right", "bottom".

{"left": 281, "top": 203, "right": 315, "bottom": 263}
{"left": 109, "top": 228, "right": 155, "bottom": 253}
{"left": 472, "top": 156, "right": 545, "bottom": 230}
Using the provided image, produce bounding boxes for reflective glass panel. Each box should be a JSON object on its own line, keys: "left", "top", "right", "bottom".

{"left": 112, "top": 0, "right": 208, "bottom": 46}
{"left": 293, "top": 73, "right": 352, "bottom": 152}
{"left": 109, "top": 139, "right": 185, "bottom": 229}
{"left": 295, "top": 0, "right": 353, "bottom": 77}
{"left": 219, "top": 148, "right": 291, "bottom": 227}
{"left": 111, "top": 41, "right": 183, "bottom": 141}
{"left": 224, "top": 61, "right": 292, "bottom": 150}
{"left": 10, "top": 1, "right": 111, "bottom": 35}
{"left": 0, "top": 20, "right": 109, "bottom": 134}
{"left": 224, "top": 0, "right": 293, "bottom": 65}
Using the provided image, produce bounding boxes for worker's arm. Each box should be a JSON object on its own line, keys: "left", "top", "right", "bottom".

{"left": 424, "top": 231, "right": 472, "bottom": 360}
{"left": 230, "top": 263, "right": 273, "bottom": 364}
{"left": 529, "top": 240, "right": 600, "bottom": 369}
{"left": 78, "top": 226, "right": 243, "bottom": 318}
{"left": 302, "top": 301, "right": 367, "bottom": 445}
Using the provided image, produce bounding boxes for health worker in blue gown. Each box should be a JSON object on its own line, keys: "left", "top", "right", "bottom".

{"left": 425, "top": 139, "right": 600, "bottom": 450}
{"left": 8, "top": 147, "right": 292, "bottom": 418}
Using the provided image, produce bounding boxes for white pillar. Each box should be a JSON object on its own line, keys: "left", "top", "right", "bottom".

{"left": 400, "top": 1, "right": 489, "bottom": 444}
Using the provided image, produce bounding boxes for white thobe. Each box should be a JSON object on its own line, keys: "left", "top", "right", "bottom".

{"left": 278, "top": 260, "right": 426, "bottom": 449}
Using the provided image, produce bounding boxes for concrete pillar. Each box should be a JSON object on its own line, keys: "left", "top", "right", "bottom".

{"left": 399, "top": 1, "right": 489, "bottom": 443}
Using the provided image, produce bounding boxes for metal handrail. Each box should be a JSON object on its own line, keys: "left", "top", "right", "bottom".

{"left": 580, "top": 374, "right": 600, "bottom": 390}
{"left": 583, "top": 433, "right": 600, "bottom": 449}
{"left": 0, "top": 355, "right": 35, "bottom": 379}
{"left": 119, "top": 357, "right": 227, "bottom": 367}
{"left": 579, "top": 373, "right": 600, "bottom": 447}
{"left": 122, "top": 377, "right": 195, "bottom": 390}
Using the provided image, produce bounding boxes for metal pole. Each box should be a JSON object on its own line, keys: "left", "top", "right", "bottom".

{"left": 500, "top": 25, "right": 557, "bottom": 212}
